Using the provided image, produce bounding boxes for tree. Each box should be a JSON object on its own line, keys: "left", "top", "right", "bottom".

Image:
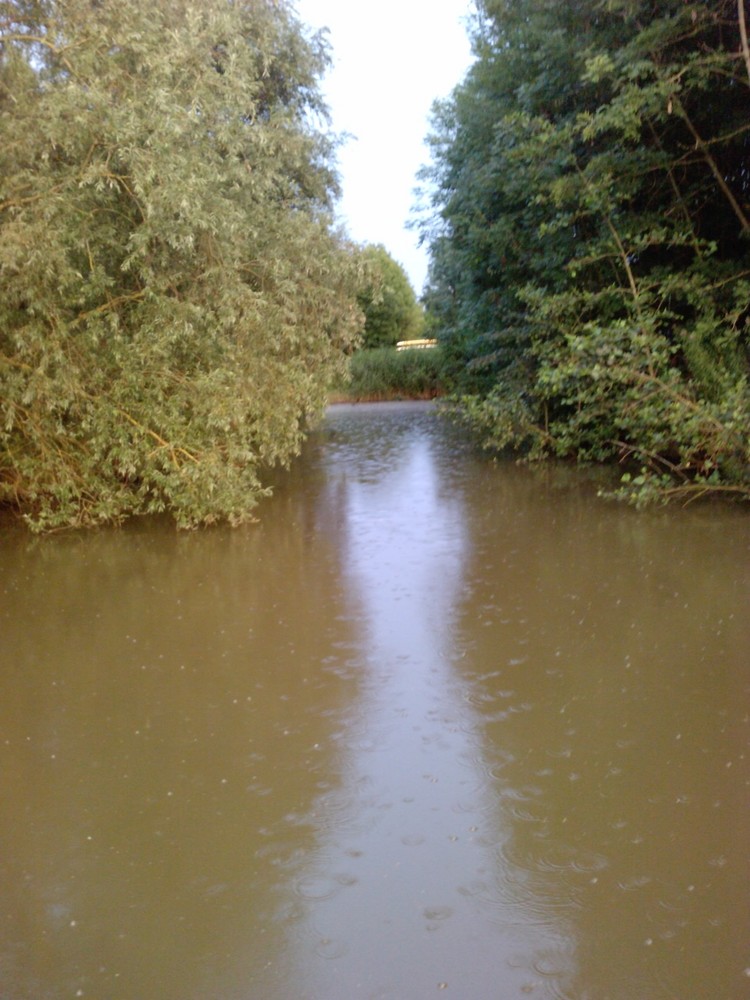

{"left": 356, "top": 244, "right": 423, "bottom": 348}
{"left": 0, "top": 0, "right": 363, "bottom": 530}
{"left": 419, "top": 0, "right": 750, "bottom": 502}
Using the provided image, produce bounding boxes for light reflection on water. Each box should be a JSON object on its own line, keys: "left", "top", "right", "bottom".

{"left": 285, "top": 405, "right": 571, "bottom": 999}
{"left": 0, "top": 401, "right": 748, "bottom": 1000}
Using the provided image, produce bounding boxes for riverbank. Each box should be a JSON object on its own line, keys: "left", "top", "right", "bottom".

{"left": 328, "top": 388, "right": 441, "bottom": 403}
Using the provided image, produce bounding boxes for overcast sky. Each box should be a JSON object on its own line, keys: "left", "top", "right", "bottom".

{"left": 294, "top": 0, "right": 474, "bottom": 295}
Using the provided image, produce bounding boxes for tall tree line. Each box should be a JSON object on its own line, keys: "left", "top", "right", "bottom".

{"left": 420, "top": 0, "right": 750, "bottom": 502}
{"left": 0, "top": 0, "right": 363, "bottom": 529}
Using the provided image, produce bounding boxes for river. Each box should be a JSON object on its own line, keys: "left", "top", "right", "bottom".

{"left": 1, "top": 401, "right": 748, "bottom": 1000}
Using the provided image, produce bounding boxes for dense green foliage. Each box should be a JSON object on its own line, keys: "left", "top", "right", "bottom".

{"left": 337, "top": 346, "right": 444, "bottom": 401}
{"left": 420, "top": 0, "right": 750, "bottom": 503}
{"left": 356, "top": 243, "right": 424, "bottom": 348}
{"left": 0, "top": 0, "right": 363, "bottom": 530}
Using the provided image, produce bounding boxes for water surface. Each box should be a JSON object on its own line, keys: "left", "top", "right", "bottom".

{"left": 1, "top": 402, "right": 748, "bottom": 999}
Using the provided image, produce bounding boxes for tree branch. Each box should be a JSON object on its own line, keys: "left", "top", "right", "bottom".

{"left": 114, "top": 408, "right": 201, "bottom": 467}
{"left": 739, "top": 0, "right": 750, "bottom": 85}
{"left": 673, "top": 95, "right": 750, "bottom": 233}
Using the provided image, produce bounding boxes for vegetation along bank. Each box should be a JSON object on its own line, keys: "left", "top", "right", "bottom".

{"left": 1, "top": 0, "right": 748, "bottom": 530}
{"left": 417, "top": 0, "right": 750, "bottom": 506}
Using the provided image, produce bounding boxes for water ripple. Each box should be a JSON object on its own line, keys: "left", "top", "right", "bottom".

{"left": 293, "top": 875, "right": 341, "bottom": 901}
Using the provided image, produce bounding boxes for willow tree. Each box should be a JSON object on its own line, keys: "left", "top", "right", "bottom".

{"left": 421, "top": 0, "right": 750, "bottom": 502}
{"left": 0, "top": 0, "right": 363, "bottom": 530}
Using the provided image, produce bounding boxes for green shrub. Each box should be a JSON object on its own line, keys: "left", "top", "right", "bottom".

{"left": 337, "top": 347, "right": 445, "bottom": 401}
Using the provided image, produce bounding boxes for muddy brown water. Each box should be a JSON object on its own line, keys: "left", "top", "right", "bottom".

{"left": 1, "top": 401, "right": 748, "bottom": 1000}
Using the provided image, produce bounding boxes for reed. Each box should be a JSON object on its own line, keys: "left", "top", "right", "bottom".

{"left": 332, "top": 347, "right": 445, "bottom": 401}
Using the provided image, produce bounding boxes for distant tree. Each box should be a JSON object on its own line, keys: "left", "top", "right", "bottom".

{"left": 0, "top": 0, "right": 363, "bottom": 530}
{"left": 356, "top": 244, "right": 424, "bottom": 348}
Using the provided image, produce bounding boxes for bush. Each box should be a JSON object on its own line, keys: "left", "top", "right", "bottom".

{"left": 337, "top": 347, "right": 445, "bottom": 401}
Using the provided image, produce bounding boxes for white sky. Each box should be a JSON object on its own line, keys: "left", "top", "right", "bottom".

{"left": 294, "top": 0, "right": 474, "bottom": 295}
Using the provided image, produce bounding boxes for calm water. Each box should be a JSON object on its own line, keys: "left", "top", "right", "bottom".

{"left": 1, "top": 401, "right": 748, "bottom": 1000}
